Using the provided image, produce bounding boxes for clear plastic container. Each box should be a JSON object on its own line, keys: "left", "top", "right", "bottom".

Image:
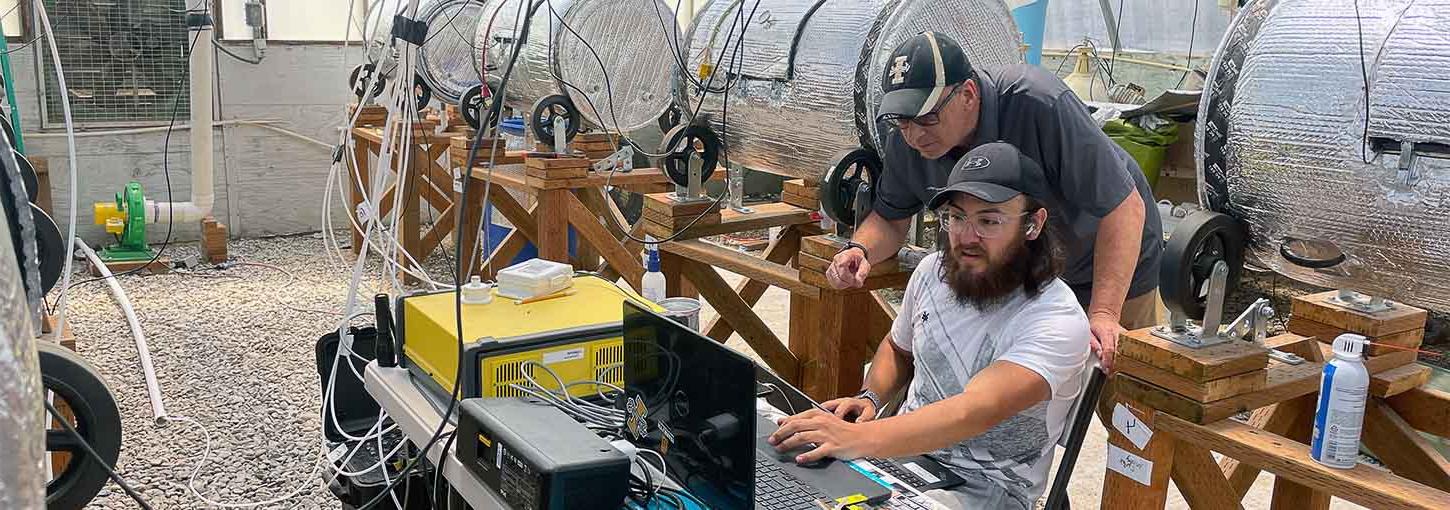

{"left": 495, "top": 259, "right": 574, "bottom": 300}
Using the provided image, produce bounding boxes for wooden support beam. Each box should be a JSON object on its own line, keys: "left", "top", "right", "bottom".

{"left": 1387, "top": 386, "right": 1450, "bottom": 442}
{"left": 398, "top": 150, "right": 424, "bottom": 284}
{"left": 643, "top": 202, "right": 815, "bottom": 241}
{"left": 702, "top": 228, "right": 802, "bottom": 342}
{"left": 1172, "top": 441, "right": 1246, "bottom": 510}
{"left": 1268, "top": 391, "right": 1329, "bottom": 510}
{"left": 659, "top": 251, "right": 698, "bottom": 299}
{"left": 534, "top": 189, "right": 571, "bottom": 263}
{"left": 1100, "top": 399, "right": 1178, "bottom": 510}
{"left": 419, "top": 204, "right": 456, "bottom": 258}
{"left": 349, "top": 138, "right": 373, "bottom": 255}
{"left": 1218, "top": 397, "right": 1314, "bottom": 501}
{"left": 564, "top": 192, "right": 645, "bottom": 290}
{"left": 1363, "top": 399, "right": 1450, "bottom": 493}
{"left": 1155, "top": 412, "right": 1450, "bottom": 510}
{"left": 1114, "top": 360, "right": 1322, "bottom": 424}
{"left": 1371, "top": 364, "right": 1432, "bottom": 398}
{"left": 1116, "top": 327, "right": 1269, "bottom": 383}
{"left": 679, "top": 259, "right": 799, "bottom": 381}
{"left": 662, "top": 239, "right": 817, "bottom": 297}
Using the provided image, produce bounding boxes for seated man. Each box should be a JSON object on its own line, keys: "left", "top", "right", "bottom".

{"left": 768, "top": 142, "right": 1090, "bottom": 510}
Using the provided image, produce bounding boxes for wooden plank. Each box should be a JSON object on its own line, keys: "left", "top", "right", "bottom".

{"left": 659, "top": 251, "right": 698, "bottom": 299}
{"left": 1173, "top": 441, "right": 1246, "bottom": 510}
{"left": 1313, "top": 342, "right": 1418, "bottom": 373}
{"left": 642, "top": 208, "right": 722, "bottom": 229}
{"left": 799, "top": 267, "right": 910, "bottom": 292}
{"left": 1155, "top": 411, "right": 1450, "bottom": 510}
{"left": 526, "top": 156, "right": 593, "bottom": 170}
{"left": 661, "top": 239, "right": 816, "bottom": 296}
{"left": 525, "top": 166, "right": 589, "bottom": 180}
{"left": 796, "top": 252, "right": 905, "bottom": 279}
{"left": 1388, "top": 387, "right": 1450, "bottom": 438}
{"left": 535, "top": 189, "right": 571, "bottom": 263}
{"left": 782, "top": 179, "right": 819, "bottom": 199}
{"left": 1268, "top": 383, "right": 1331, "bottom": 510}
{"left": 801, "top": 234, "right": 848, "bottom": 260}
{"left": 643, "top": 202, "right": 816, "bottom": 241}
{"left": 1371, "top": 364, "right": 1431, "bottom": 398}
{"left": 702, "top": 228, "right": 803, "bottom": 342}
{"left": 1219, "top": 397, "right": 1315, "bottom": 500}
{"left": 1116, "top": 327, "right": 1270, "bottom": 383}
{"left": 419, "top": 204, "right": 456, "bottom": 258}
{"left": 563, "top": 193, "right": 644, "bottom": 290}
{"left": 1288, "top": 316, "right": 1424, "bottom": 356}
{"left": 643, "top": 193, "right": 721, "bottom": 217}
{"left": 1100, "top": 398, "right": 1178, "bottom": 510}
{"left": 349, "top": 136, "right": 373, "bottom": 255}
{"left": 1291, "top": 290, "right": 1428, "bottom": 337}
{"left": 781, "top": 191, "right": 819, "bottom": 211}
{"left": 575, "top": 132, "right": 613, "bottom": 144}
{"left": 480, "top": 228, "right": 529, "bottom": 279}
{"left": 1114, "top": 359, "right": 1324, "bottom": 424}
{"left": 786, "top": 290, "right": 891, "bottom": 400}
{"left": 1363, "top": 399, "right": 1450, "bottom": 492}
{"left": 679, "top": 259, "right": 799, "bottom": 381}
{"left": 485, "top": 184, "right": 539, "bottom": 245}
{"left": 1115, "top": 355, "right": 1267, "bottom": 402}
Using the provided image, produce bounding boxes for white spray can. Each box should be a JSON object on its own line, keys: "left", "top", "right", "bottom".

{"left": 1310, "top": 333, "right": 1370, "bottom": 469}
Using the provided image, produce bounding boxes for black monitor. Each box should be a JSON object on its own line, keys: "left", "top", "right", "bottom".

{"left": 622, "top": 299, "right": 755, "bottom": 510}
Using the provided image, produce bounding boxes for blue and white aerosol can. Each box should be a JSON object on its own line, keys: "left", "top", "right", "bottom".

{"left": 1310, "top": 333, "right": 1370, "bottom": 469}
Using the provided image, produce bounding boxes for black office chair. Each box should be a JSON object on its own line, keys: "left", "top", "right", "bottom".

{"left": 1042, "top": 357, "right": 1108, "bottom": 510}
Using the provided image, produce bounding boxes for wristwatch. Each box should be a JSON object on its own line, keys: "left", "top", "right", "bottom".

{"left": 840, "top": 241, "right": 870, "bottom": 261}
{"left": 855, "top": 388, "right": 883, "bottom": 410}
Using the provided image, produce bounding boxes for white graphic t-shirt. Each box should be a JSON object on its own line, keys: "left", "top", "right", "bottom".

{"left": 891, "top": 252, "right": 1091, "bottom": 508}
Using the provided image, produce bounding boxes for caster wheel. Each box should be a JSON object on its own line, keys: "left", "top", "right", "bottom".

{"left": 819, "top": 147, "right": 883, "bottom": 227}
{"left": 1161, "top": 210, "right": 1245, "bottom": 320}
{"left": 412, "top": 73, "right": 433, "bottom": 113}
{"left": 657, "top": 124, "right": 720, "bottom": 188}
{"left": 657, "top": 103, "right": 684, "bottom": 133}
{"left": 458, "top": 84, "right": 495, "bottom": 130}
{"left": 41, "top": 341, "right": 122, "bottom": 510}
{"left": 530, "top": 94, "right": 581, "bottom": 144}
{"left": 349, "top": 63, "right": 387, "bottom": 100}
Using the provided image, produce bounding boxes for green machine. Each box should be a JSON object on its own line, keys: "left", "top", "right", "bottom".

{"left": 92, "top": 181, "right": 155, "bottom": 262}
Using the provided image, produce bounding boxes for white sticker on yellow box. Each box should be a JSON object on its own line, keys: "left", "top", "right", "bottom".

{"left": 543, "top": 347, "right": 584, "bottom": 365}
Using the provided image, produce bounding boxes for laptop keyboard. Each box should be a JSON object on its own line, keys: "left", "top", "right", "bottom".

{"left": 862, "top": 458, "right": 929, "bottom": 489}
{"left": 755, "top": 457, "right": 829, "bottom": 510}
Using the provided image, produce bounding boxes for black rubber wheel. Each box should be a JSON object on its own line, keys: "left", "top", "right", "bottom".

{"left": 657, "top": 103, "right": 683, "bottom": 133}
{"left": 16, "top": 151, "right": 37, "bottom": 203}
{"left": 530, "top": 94, "right": 581, "bottom": 144}
{"left": 458, "top": 84, "right": 493, "bottom": 131}
{"left": 33, "top": 203, "right": 64, "bottom": 295}
{"left": 1160, "top": 210, "right": 1245, "bottom": 320}
{"left": 657, "top": 124, "right": 720, "bottom": 188}
{"left": 819, "top": 147, "right": 883, "bottom": 227}
{"left": 412, "top": 73, "right": 433, "bottom": 113}
{"left": 1280, "top": 237, "right": 1345, "bottom": 269}
{"left": 40, "top": 341, "right": 122, "bottom": 510}
{"left": 348, "top": 63, "right": 387, "bottom": 100}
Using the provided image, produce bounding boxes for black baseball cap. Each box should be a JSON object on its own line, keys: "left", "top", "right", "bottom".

{"left": 927, "top": 142, "right": 1050, "bottom": 210}
{"left": 877, "top": 32, "right": 974, "bottom": 123}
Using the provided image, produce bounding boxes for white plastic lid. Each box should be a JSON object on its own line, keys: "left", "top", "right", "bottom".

{"left": 461, "top": 275, "right": 493, "bottom": 305}
{"left": 1332, "top": 333, "right": 1367, "bottom": 360}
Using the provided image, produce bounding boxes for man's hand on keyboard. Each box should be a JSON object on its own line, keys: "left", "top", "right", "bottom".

{"left": 766, "top": 409, "right": 880, "bottom": 464}
{"left": 821, "top": 396, "right": 878, "bottom": 423}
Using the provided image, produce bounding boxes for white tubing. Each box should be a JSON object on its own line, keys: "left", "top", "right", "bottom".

{"left": 74, "top": 239, "right": 168, "bottom": 423}
{"left": 34, "top": 1, "right": 80, "bottom": 345}
{"left": 154, "top": 0, "right": 216, "bottom": 224}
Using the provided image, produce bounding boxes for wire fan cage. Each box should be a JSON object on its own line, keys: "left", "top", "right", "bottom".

{"left": 36, "top": 0, "right": 191, "bottom": 127}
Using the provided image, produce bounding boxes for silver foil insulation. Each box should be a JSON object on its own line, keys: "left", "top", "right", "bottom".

{"left": 418, "top": 0, "right": 487, "bottom": 106}
{"left": 677, "top": 0, "right": 1022, "bottom": 180}
{"left": 475, "top": 0, "right": 681, "bottom": 133}
{"left": 0, "top": 192, "right": 43, "bottom": 507}
{"left": 1198, "top": 0, "right": 1450, "bottom": 312}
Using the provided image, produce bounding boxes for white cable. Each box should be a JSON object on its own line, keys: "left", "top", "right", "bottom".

{"left": 377, "top": 408, "right": 405, "bottom": 509}
{"left": 34, "top": 1, "right": 80, "bottom": 343}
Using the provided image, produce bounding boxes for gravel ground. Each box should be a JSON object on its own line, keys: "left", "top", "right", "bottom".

{"left": 56, "top": 233, "right": 423, "bottom": 510}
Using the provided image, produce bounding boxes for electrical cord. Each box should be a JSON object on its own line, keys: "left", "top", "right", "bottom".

{"left": 1354, "top": 0, "right": 1373, "bottom": 164}
{"left": 1174, "top": 0, "right": 1201, "bottom": 89}
{"left": 44, "top": 400, "right": 156, "bottom": 510}
{"left": 215, "top": 42, "right": 262, "bottom": 65}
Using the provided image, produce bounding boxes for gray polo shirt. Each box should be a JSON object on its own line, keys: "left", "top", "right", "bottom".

{"left": 873, "top": 64, "right": 1162, "bottom": 301}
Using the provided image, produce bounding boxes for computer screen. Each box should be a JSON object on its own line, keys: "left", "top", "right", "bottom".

{"left": 622, "top": 299, "right": 755, "bottom": 510}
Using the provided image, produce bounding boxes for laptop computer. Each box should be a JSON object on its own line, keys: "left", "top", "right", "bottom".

{"left": 621, "top": 300, "right": 892, "bottom": 510}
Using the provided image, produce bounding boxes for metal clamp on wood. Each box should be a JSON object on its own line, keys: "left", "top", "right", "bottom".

{"left": 391, "top": 15, "right": 428, "bottom": 46}
{"left": 591, "top": 146, "right": 635, "bottom": 173}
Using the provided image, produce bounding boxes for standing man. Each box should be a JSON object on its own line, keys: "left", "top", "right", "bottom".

{"left": 827, "top": 32, "right": 1161, "bottom": 370}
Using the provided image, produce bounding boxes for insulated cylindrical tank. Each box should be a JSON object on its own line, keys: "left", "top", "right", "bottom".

{"left": 417, "top": 0, "right": 487, "bottom": 106}
{"left": 474, "top": 0, "right": 682, "bottom": 133}
{"left": 0, "top": 191, "right": 43, "bottom": 508}
{"left": 1197, "top": 0, "right": 1450, "bottom": 311}
{"left": 675, "top": 0, "right": 1022, "bottom": 180}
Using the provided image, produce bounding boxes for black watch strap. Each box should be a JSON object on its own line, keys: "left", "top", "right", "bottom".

{"left": 840, "top": 241, "right": 870, "bottom": 261}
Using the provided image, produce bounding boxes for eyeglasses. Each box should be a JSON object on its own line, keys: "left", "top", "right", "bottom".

{"left": 936, "top": 209, "right": 1034, "bottom": 239}
{"left": 885, "top": 84, "right": 961, "bottom": 129}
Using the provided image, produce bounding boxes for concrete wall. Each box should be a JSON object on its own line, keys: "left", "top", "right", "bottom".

{"left": 13, "top": 43, "right": 362, "bottom": 244}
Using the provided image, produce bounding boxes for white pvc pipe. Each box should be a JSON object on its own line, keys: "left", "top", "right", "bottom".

{"left": 153, "top": 1, "right": 216, "bottom": 224}
{"left": 75, "top": 239, "right": 168, "bottom": 423}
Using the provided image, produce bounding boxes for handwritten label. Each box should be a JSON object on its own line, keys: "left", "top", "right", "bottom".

{"left": 1112, "top": 402, "right": 1154, "bottom": 450}
{"left": 1107, "top": 444, "right": 1154, "bottom": 486}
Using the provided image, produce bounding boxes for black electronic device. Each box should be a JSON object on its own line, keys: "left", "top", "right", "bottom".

{"left": 456, "top": 397, "right": 631, "bottom": 510}
{"left": 621, "top": 300, "right": 892, "bottom": 510}
{"left": 859, "top": 456, "right": 964, "bottom": 493}
{"left": 315, "top": 327, "right": 431, "bottom": 509}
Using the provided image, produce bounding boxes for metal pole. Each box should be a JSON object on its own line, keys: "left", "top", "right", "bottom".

{"left": 0, "top": 34, "right": 24, "bottom": 153}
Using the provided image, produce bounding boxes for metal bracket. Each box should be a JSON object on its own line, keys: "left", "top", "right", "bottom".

{"left": 1324, "top": 289, "right": 1396, "bottom": 314}
{"left": 727, "top": 164, "right": 752, "bottom": 214}
{"left": 592, "top": 146, "right": 635, "bottom": 173}
{"left": 552, "top": 116, "right": 568, "bottom": 154}
{"left": 671, "top": 159, "right": 711, "bottom": 204}
{"left": 1151, "top": 261, "right": 1303, "bottom": 364}
{"left": 1397, "top": 140, "right": 1419, "bottom": 188}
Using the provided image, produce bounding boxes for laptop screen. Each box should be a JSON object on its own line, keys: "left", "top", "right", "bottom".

{"left": 623, "top": 300, "right": 755, "bottom": 510}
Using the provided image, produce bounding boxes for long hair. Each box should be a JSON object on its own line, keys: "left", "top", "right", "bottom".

{"left": 1016, "top": 196, "right": 1065, "bottom": 298}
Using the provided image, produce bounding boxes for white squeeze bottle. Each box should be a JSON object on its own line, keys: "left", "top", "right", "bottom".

{"left": 641, "top": 237, "right": 666, "bottom": 303}
{"left": 1310, "top": 333, "right": 1370, "bottom": 469}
